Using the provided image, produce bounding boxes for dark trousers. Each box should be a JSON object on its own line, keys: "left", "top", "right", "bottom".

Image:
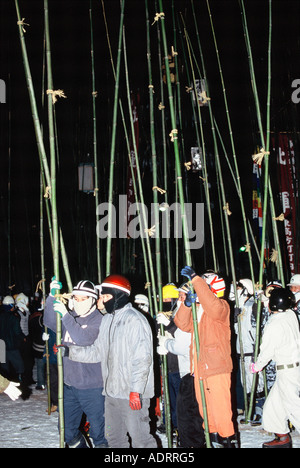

{"left": 63, "top": 384, "right": 107, "bottom": 447}
{"left": 176, "top": 374, "right": 205, "bottom": 448}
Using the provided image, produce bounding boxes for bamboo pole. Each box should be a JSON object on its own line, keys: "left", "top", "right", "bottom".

{"left": 145, "top": 0, "right": 172, "bottom": 447}
{"left": 43, "top": 0, "right": 64, "bottom": 447}
{"left": 89, "top": 1, "right": 102, "bottom": 284}
{"left": 247, "top": 0, "right": 273, "bottom": 422}
{"left": 157, "top": 0, "right": 211, "bottom": 448}
{"left": 105, "top": 0, "right": 125, "bottom": 276}
{"left": 205, "top": 0, "right": 256, "bottom": 292}
{"left": 239, "top": 0, "right": 285, "bottom": 286}
{"left": 155, "top": 2, "right": 172, "bottom": 282}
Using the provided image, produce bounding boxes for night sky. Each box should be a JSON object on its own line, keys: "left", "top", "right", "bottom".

{"left": 0, "top": 0, "right": 299, "bottom": 296}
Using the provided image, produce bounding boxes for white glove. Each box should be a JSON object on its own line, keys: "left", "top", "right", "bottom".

{"left": 157, "top": 330, "right": 173, "bottom": 355}
{"left": 53, "top": 300, "right": 68, "bottom": 317}
{"left": 42, "top": 332, "right": 49, "bottom": 341}
{"left": 50, "top": 277, "right": 62, "bottom": 296}
{"left": 4, "top": 382, "right": 21, "bottom": 401}
{"left": 156, "top": 313, "right": 171, "bottom": 327}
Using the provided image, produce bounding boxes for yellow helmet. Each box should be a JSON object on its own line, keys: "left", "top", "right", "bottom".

{"left": 162, "top": 283, "right": 179, "bottom": 300}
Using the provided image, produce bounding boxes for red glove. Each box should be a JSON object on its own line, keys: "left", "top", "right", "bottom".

{"left": 129, "top": 392, "right": 141, "bottom": 410}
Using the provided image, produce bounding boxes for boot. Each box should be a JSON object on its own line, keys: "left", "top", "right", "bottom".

{"left": 263, "top": 433, "right": 292, "bottom": 449}
{"left": 210, "top": 433, "right": 224, "bottom": 448}
{"left": 222, "top": 434, "right": 239, "bottom": 448}
{"left": 67, "top": 432, "right": 90, "bottom": 448}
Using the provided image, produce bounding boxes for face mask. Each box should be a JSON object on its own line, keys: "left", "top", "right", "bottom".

{"left": 73, "top": 297, "right": 96, "bottom": 317}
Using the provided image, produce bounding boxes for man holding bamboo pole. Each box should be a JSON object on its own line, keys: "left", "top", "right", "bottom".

{"left": 44, "top": 279, "right": 107, "bottom": 448}
{"left": 175, "top": 266, "right": 237, "bottom": 448}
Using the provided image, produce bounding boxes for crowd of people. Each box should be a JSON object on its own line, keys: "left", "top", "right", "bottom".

{"left": 0, "top": 270, "right": 299, "bottom": 449}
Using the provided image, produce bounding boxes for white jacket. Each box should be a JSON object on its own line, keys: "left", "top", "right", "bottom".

{"left": 165, "top": 328, "right": 191, "bottom": 378}
{"left": 69, "top": 303, "right": 154, "bottom": 400}
{"left": 256, "top": 310, "right": 300, "bottom": 370}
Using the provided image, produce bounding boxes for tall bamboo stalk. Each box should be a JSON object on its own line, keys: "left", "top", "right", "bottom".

{"left": 105, "top": 0, "right": 125, "bottom": 276}
{"left": 157, "top": 0, "right": 211, "bottom": 448}
{"left": 145, "top": 0, "right": 172, "bottom": 447}
{"left": 43, "top": 0, "right": 64, "bottom": 447}
{"left": 205, "top": 0, "right": 256, "bottom": 292}
{"left": 239, "top": 0, "right": 285, "bottom": 286}
{"left": 89, "top": 1, "right": 102, "bottom": 283}
{"left": 247, "top": 0, "right": 273, "bottom": 422}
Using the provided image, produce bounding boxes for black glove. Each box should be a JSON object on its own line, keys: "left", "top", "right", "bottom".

{"left": 53, "top": 344, "right": 69, "bottom": 358}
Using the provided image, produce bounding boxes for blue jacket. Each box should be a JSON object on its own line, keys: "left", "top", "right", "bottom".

{"left": 44, "top": 296, "right": 103, "bottom": 390}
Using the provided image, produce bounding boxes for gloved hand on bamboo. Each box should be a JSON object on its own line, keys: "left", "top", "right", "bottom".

{"left": 156, "top": 312, "right": 171, "bottom": 327}
{"left": 156, "top": 330, "right": 173, "bottom": 355}
{"left": 184, "top": 291, "right": 197, "bottom": 307}
{"left": 129, "top": 392, "right": 142, "bottom": 411}
{"left": 53, "top": 299, "right": 68, "bottom": 317}
{"left": 181, "top": 266, "right": 197, "bottom": 281}
{"left": 53, "top": 343, "right": 69, "bottom": 358}
{"left": 50, "top": 276, "right": 62, "bottom": 296}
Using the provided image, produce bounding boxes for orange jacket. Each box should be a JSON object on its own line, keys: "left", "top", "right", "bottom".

{"left": 174, "top": 276, "right": 233, "bottom": 379}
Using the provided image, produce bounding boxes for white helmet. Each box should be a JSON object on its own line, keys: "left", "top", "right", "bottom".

{"left": 2, "top": 295, "right": 15, "bottom": 306}
{"left": 287, "top": 274, "right": 300, "bottom": 287}
{"left": 15, "top": 293, "right": 29, "bottom": 311}
{"left": 134, "top": 294, "right": 149, "bottom": 313}
{"left": 72, "top": 280, "right": 99, "bottom": 300}
{"left": 238, "top": 279, "right": 254, "bottom": 296}
{"left": 202, "top": 272, "right": 226, "bottom": 298}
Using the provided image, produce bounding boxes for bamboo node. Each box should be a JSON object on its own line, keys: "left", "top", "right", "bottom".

{"left": 223, "top": 202, "right": 232, "bottom": 216}
{"left": 255, "top": 282, "right": 264, "bottom": 290}
{"left": 171, "top": 46, "right": 178, "bottom": 57}
{"left": 184, "top": 162, "right": 192, "bottom": 171}
{"left": 144, "top": 282, "right": 151, "bottom": 289}
{"left": 270, "top": 248, "right": 278, "bottom": 264}
{"left": 46, "top": 89, "right": 67, "bottom": 104}
{"left": 93, "top": 187, "right": 99, "bottom": 197}
{"left": 152, "top": 12, "right": 165, "bottom": 26}
{"left": 244, "top": 242, "right": 251, "bottom": 252}
{"left": 158, "top": 102, "right": 165, "bottom": 110}
{"left": 252, "top": 147, "right": 270, "bottom": 165}
{"left": 92, "top": 91, "right": 98, "bottom": 97}
{"left": 152, "top": 186, "right": 166, "bottom": 195}
{"left": 199, "top": 91, "right": 211, "bottom": 104}
{"left": 8, "top": 284, "right": 15, "bottom": 291}
{"left": 17, "top": 18, "right": 30, "bottom": 33}
{"left": 169, "top": 129, "right": 178, "bottom": 142}
{"left": 144, "top": 225, "right": 156, "bottom": 237}
{"left": 44, "top": 186, "right": 51, "bottom": 199}
{"left": 273, "top": 213, "right": 285, "bottom": 222}
{"left": 148, "top": 84, "right": 155, "bottom": 94}
{"left": 185, "top": 86, "right": 193, "bottom": 93}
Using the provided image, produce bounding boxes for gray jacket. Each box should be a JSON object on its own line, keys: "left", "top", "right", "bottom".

{"left": 69, "top": 303, "right": 154, "bottom": 400}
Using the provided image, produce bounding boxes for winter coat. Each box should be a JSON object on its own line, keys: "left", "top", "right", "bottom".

{"left": 0, "top": 310, "right": 25, "bottom": 351}
{"left": 164, "top": 327, "right": 191, "bottom": 378}
{"left": 174, "top": 276, "right": 233, "bottom": 379}
{"left": 256, "top": 309, "right": 300, "bottom": 370}
{"left": 44, "top": 295, "right": 104, "bottom": 390}
{"left": 69, "top": 302, "right": 155, "bottom": 400}
{"left": 0, "top": 374, "right": 9, "bottom": 393}
{"left": 29, "top": 311, "right": 45, "bottom": 359}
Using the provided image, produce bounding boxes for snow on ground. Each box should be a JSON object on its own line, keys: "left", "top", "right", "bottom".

{"left": 1, "top": 376, "right": 300, "bottom": 449}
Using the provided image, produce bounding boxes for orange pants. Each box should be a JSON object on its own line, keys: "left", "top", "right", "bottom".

{"left": 194, "top": 372, "right": 235, "bottom": 438}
